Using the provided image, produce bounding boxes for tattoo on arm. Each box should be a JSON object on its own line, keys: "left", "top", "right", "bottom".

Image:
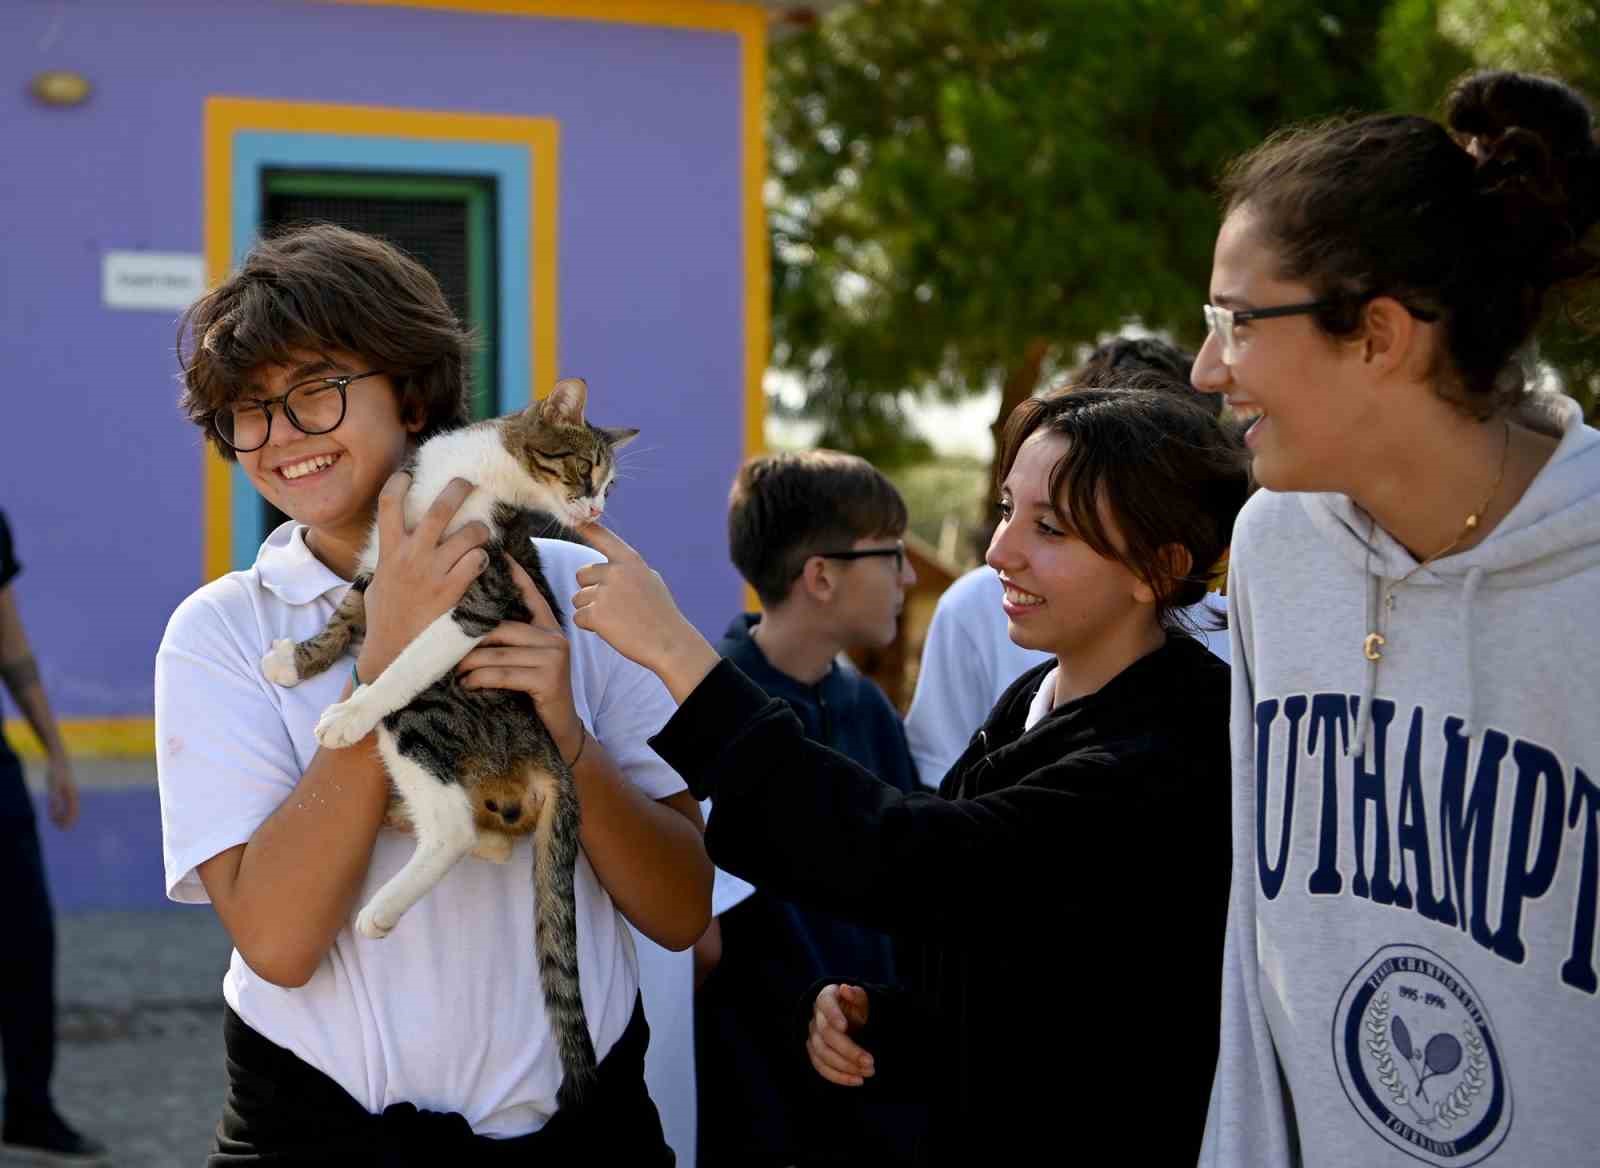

{"left": 0, "top": 655, "right": 41, "bottom": 697}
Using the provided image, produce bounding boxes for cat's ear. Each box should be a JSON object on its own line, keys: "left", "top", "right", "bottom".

{"left": 599, "top": 426, "right": 639, "bottom": 451}
{"left": 537, "top": 377, "right": 588, "bottom": 426}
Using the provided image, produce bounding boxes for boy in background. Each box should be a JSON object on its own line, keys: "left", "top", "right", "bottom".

{"left": 695, "top": 450, "right": 921, "bottom": 1167}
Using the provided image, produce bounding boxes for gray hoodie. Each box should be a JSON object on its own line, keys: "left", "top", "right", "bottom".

{"left": 1202, "top": 393, "right": 1600, "bottom": 1167}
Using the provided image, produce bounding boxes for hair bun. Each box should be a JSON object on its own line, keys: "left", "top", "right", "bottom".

{"left": 1448, "top": 70, "right": 1595, "bottom": 157}
{"left": 1446, "top": 70, "right": 1600, "bottom": 279}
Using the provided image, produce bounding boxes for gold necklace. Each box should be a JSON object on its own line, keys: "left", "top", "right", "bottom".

{"left": 1362, "top": 421, "right": 1511, "bottom": 663}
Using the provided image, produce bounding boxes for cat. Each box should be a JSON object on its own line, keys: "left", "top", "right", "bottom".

{"left": 258, "top": 377, "right": 636, "bottom": 1108}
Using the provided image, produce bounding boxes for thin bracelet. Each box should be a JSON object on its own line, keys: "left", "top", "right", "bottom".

{"left": 351, "top": 662, "right": 363, "bottom": 688}
{"left": 565, "top": 726, "right": 588, "bottom": 770}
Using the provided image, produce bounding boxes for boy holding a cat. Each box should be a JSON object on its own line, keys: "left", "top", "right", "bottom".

{"left": 154, "top": 224, "right": 710, "bottom": 1164}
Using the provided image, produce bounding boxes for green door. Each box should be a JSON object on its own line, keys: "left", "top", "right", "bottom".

{"left": 257, "top": 169, "right": 499, "bottom": 534}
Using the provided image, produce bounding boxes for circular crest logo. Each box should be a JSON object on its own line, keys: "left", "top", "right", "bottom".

{"left": 1332, "top": 944, "right": 1512, "bottom": 1165}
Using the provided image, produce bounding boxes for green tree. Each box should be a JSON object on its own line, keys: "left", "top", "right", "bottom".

{"left": 768, "top": 0, "right": 1391, "bottom": 472}
{"left": 771, "top": 0, "right": 1600, "bottom": 466}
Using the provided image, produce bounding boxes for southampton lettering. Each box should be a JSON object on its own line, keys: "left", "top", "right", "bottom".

{"left": 1255, "top": 694, "right": 1599, "bottom": 994}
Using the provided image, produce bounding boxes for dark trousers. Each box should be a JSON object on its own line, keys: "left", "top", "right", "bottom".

{"left": 0, "top": 747, "right": 56, "bottom": 1128}
{"left": 213, "top": 994, "right": 673, "bottom": 1166}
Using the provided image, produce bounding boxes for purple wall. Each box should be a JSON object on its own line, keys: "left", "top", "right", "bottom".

{"left": 1, "top": 0, "right": 750, "bottom": 721}
{"left": 33, "top": 789, "right": 170, "bottom": 912}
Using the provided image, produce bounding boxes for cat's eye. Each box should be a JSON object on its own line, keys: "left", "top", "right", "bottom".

{"left": 485, "top": 799, "right": 499, "bottom": 812}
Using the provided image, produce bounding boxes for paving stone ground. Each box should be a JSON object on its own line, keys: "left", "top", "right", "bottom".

{"left": 4, "top": 908, "right": 234, "bottom": 1167}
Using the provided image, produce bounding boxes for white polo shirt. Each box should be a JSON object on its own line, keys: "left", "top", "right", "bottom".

{"left": 155, "top": 523, "right": 685, "bottom": 1136}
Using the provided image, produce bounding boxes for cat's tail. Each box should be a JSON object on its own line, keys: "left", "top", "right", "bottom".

{"left": 261, "top": 578, "right": 369, "bottom": 686}
{"left": 533, "top": 758, "right": 598, "bottom": 1110}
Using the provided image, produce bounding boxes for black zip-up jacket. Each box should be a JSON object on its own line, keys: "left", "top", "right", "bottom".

{"left": 650, "top": 634, "right": 1231, "bottom": 1166}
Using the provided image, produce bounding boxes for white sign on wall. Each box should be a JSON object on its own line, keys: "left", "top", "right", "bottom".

{"left": 102, "top": 250, "right": 206, "bottom": 311}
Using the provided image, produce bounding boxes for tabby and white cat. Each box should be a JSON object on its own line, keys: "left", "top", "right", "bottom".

{"left": 259, "top": 377, "right": 636, "bottom": 1107}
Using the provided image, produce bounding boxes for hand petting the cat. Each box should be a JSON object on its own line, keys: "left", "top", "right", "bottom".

{"left": 355, "top": 471, "right": 490, "bottom": 684}
{"left": 457, "top": 555, "right": 585, "bottom": 762}
{"left": 571, "top": 523, "right": 721, "bottom": 705}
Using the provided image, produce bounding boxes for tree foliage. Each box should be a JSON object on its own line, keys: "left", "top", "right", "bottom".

{"left": 769, "top": 1, "right": 1390, "bottom": 465}
{"left": 769, "top": 0, "right": 1600, "bottom": 467}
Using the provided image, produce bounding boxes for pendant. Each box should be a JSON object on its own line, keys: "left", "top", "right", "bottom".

{"left": 1364, "top": 632, "right": 1386, "bottom": 662}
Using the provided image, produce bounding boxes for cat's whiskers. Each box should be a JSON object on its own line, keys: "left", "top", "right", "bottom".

{"left": 528, "top": 513, "right": 567, "bottom": 540}
{"left": 610, "top": 460, "right": 658, "bottom": 481}
{"left": 614, "top": 445, "right": 660, "bottom": 473}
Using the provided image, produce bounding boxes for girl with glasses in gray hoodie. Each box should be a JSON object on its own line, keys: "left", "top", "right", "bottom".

{"left": 1192, "top": 70, "right": 1600, "bottom": 1167}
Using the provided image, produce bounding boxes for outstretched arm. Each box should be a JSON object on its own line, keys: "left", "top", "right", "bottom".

{"left": 458, "top": 555, "right": 711, "bottom": 950}
{"left": 570, "top": 523, "right": 1143, "bottom": 940}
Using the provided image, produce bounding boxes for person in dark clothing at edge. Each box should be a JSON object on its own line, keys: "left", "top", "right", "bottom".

{"left": 0, "top": 510, "right": 110, "bottom": 1165}
{"left": 567, "top": 378, "right": 1250, "bottom": 1165}
{"left": 697, "top": 450, "right": 923, "bottom": 1168}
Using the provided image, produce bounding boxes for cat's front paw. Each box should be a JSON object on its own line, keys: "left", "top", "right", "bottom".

{"left": 260, "top": 639, "right": 301, "bottom": 687}
{"left": 355, "top": 900, "right": 398, "bottom": 940}
{"left": 315, "top": 688, "right": 380, "bottom": 749}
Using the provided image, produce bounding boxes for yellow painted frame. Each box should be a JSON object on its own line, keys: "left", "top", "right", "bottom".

{"left": 202, "top": 97, "right": 560, "bottom": 582}
{"left": 4, "top": 718, "right": 156, "bottom": 760}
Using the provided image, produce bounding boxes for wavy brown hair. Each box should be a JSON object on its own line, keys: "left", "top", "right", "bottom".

{"left": 177, "top": 223, "right": 472, "bottom": 459}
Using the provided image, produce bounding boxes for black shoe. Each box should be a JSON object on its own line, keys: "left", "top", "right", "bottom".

{"left": 0, "top": 1110, "right": 110, "bottom": 1166}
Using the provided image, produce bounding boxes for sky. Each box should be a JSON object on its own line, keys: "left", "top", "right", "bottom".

{"left": 764, "top": 324, "right": 1186, "bottom": 461}
{"left": 764, "top": 369, "right": 1000, "bottom": 460}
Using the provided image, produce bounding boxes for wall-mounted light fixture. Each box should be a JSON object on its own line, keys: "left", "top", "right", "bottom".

{"left": 29, "top": 70, "right": 91, "bottom": 107}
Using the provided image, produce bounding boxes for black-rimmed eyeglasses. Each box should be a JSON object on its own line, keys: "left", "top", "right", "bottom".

{"left": 212, "top": 370, "right": 387, "bottom": 453}
{"left": 1202, "top": 301, "right": 1332, "bottom": 365}
{"left": 810, "top": 540, "right": 906, "bottom": 575}
{"left": 1204, "top": 296, "right": 1440, "bottom": 365}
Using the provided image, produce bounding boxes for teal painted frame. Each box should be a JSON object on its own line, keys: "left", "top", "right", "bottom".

{"left": 230, "top": 132, "right": 533, "bottom": 569}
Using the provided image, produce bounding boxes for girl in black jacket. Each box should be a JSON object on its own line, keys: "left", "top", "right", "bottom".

{"left": 572, "top": 383, "right": 1250, "bottom": 1165}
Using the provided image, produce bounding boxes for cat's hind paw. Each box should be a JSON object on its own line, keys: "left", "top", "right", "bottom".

{"left": 315, "top": 689, "right": 380, "bottom": 749}
{"left": 355, "top": 901, "right": 398, "bottom": 940}
{"left": 260, "top": 639, "right": 302, "bottom": 687}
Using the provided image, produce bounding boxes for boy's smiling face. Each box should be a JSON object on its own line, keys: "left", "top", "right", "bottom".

{"left": 235, "top": 350, "right": 420, "bottom": 553}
